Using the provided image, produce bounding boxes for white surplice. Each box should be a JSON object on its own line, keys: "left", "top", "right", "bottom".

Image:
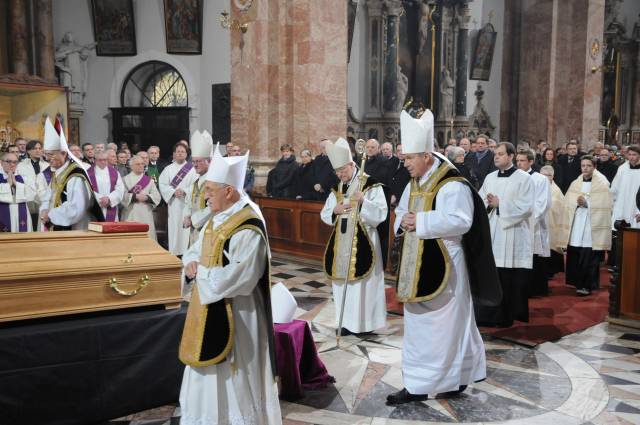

{"left": 0, "top": 170, "right": 35, "bottom": 231}
{"left": 183, "top": 173, "right": 213, "bottom": 246}
{"left": 320, "top": 171, "right": 388, "bottom": 333}
{"left": 610, "top": 161, "right": 640, "bottom": 228}
{"left": 159, "top": 161, "right": 196, "bottom": 255}
{"left": 35, "top": 168, "right": 53, "bottom": 231}
{"left": 394, "top": 158, "right": 486, "bottom": 395}
{"left": 479, "top": 168, "right": 534, "bottom": 269}
{"left": 549, "top": 181, "right": 565, "bottom": 251}
{"left": 17, "top": 158, "right": 48, "bottom": 214}
{"left": 179, "top": 199, "right": 282, "bottom": 425}
{"left": 92, "top": 165, "right": 125, "bottom": 221}
{"left": 43, "top": 161, "right": 92, "bottom": 230}
{"left": 569, "top": 181, "right": 593, "bottom": 247}
{"left": 528, "top": 170, "right": 551, "bottom": 257}
{"left": 121, "top": 172, "right": 162, "bottom": 240}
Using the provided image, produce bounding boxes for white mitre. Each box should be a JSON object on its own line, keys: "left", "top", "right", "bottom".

{"left": 400, "top": 109, "right": 434, "bottom": 154}
{"left": 205, "top": 143, "right": 249, "bottom": 192}
{"left": 326, "top": 137, "right": 352, "bottom": 169}
{"left": 191, "top": 130, "right": 213, "bottom": 158}
{"left": 43, "top": 117, "right": 84, "bottom": 169}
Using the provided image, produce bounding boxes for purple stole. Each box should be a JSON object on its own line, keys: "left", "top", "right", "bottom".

{"left": 42, "top": 167, "right": 53, "bottom": 186}
{"left": 170, "top": 162, "right": 193, "bottom": 189}
{"left": 0, "top": 174, "right": 28, "bottom": 232}
{"left": 129, "top": 174, "right": 152, "bottom": 195}
{"left": 88, "top": 165, "right": 119, "bottom": 222}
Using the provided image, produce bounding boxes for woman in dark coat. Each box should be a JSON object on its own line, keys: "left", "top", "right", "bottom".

{"left": 293, "top": 149, "right": 317, "bottom": 200}
{"left": 269, "top": 144, "right": 299, "bottom": 199}
{"left": 542, "top": 147, "right": 563, "bottom": 188}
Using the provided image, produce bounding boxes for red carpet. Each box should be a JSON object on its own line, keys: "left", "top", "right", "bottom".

{"left": 386, "top": 268, "right": 611, "bottom": 347}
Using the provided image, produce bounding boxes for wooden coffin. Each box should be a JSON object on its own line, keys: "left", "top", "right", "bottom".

{"left": 0, "top": 231, "right": 183, "bottom": 322}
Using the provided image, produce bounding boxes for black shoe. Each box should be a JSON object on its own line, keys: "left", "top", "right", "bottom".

{"left": 439, "top": 385, "right": 467, "bottom": 398}
{"left": 339, "top": 328, "right": 352, "bottom": 337}
{"left": 386, "top": 388, "right": 428, "bottom": 405}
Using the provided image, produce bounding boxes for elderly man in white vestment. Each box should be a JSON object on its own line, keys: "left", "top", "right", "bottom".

{"left": 320, "top": 138, "right": 388, "bottom": 336}
{"left": 0, "top": 152, "right": 35, "bottom": 232}
{"left": 159, "top": 143, "right": 196, "bottom": 256}
{"left": 387, "top": 110, "right": 500, "bottom": 405}
{"left": 516, "top": 150, "right": 551, "bottom": 296}
{"left": 121, "top": 155, "right": 161, "bottom": 240}
{"left": 87, "top": 151, "right": 125, "bottom": 222}
{"left": 40, "top": 118, "right": 102, "bottom": 231}
{"left": 476, "top": 142, "right": 534, "bottom": 327}
{"left": 178, "top": 147, "right": 281, "bottom": 425}
{"left": 182, "top": 130, "right": 213, "bottom": 246}
{"left": 611, "top": 145, "right": 640, "bottom": 229}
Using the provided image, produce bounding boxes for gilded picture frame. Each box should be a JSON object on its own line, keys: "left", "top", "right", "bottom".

{"left": 163, "top": 0, "right": 203, "bottom": 55}
{"left": 470, "top": 23, "right": 497, "bottom": 81}
{"left": 90, "top": 0, "right": 137, "bottom": 56}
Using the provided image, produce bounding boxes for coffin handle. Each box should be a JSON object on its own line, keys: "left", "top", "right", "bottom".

{"left": 109, "top": 274, "right": 150, "bottom": 296}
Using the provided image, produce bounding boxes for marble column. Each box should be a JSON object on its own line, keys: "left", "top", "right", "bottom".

{"left": 9, "top": 0, "right": 29, "bottom": 75}
{"left": 36, "top": 0, "right": 55, "bottom": 82}
{"left": 455, "top": 4, "right": 470, "bottom": 118}
{"left": 382, "top": 0, "right": 402, "bottom": 113}
{"left": 230, "top": 0, "right": 347, "bottom": 192}
{"left": 366, "top": 0, "right": 384, "bottom": 118}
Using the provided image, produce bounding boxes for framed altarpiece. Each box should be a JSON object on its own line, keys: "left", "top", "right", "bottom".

{"left": 0, "top": 78, "right": 69, "bottom": 150}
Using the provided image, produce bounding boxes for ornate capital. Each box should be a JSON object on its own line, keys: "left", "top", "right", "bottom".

{"left": 367, "top": 0, "right": 384, "bottom": 17}
{"left": 383, "top": 0, "right": 403, "bottom": 16}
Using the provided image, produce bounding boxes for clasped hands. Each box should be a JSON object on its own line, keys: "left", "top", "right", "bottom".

{"left": 332, "top": 192, "right": 364, "bottom": 215}
{"left": 401, "top": 212, "right": 416, "bottom": 232}
{"left": 577, "top": 195, "right": 587, "bottom": 207}
{"left": 185, "top": 261, "right": 198, "bottom": 279}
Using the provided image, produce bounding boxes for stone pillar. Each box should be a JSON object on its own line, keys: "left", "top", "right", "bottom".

{"left": 230, "top": 0, "right": 347, "bottom": 192}
{"left": 366, "top": 0, "right": 384, "bottom": 118}
{"left": 382, "top": 0, "right": 402, "bottom": 113}
{"left": 35, "top": 0, "right": 55, "bottom": 81}
{"left": 8, "top": 0, "right": 29, "bottom": 75}
{"left": 455, "top": 3, "right": 470, "bottom": 118}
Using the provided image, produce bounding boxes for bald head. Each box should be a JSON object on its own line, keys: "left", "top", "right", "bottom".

{"left": 366, "top": 139, "right": 380, "bottom": 158}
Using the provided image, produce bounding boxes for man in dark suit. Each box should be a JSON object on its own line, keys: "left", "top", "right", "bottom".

{"left": 557, "top": 141, "right": 582, "bottom": 193}
{"left": 388, "top": 143, "right": 410, "bottom": 207}
{"left": 146, "top": 145, "right": 169, "bottom": 185}
{"left": 464, "top": 135, "right": 496, "bottom": 189}
{"left": 309, "top": 139, "right": 339, "bottom": 201}
{"left": 596, "top": 148, "right": 619, "bottom": 184}
{"left": 363, "top": 138, "right": 391, "bottom": 184}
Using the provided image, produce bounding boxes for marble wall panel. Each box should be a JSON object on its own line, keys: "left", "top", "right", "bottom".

{"left": 231, "top": 0, "right": 346, "bottom": 187}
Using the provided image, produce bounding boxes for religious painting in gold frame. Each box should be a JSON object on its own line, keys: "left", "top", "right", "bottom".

{"left": 90, "top": 0, "right": 137, "bottom": 56}
{"left": 470, "top": 23, "right": 497, "bottom": 81}
{"left": 163, "top": 0, "right": 203, "bottom": 54}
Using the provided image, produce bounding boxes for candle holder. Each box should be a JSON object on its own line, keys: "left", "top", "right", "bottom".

{"left": 220, "top": 10, "right": 249, "bottom": 33}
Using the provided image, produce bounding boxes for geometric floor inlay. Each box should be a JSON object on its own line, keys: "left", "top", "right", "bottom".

{"left": 105, "top": 256, "right": 640, "bottom": 425}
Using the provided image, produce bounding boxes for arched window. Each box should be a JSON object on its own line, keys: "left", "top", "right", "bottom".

{"left": 121, "top": 61, "right": 188, "bottom": 107}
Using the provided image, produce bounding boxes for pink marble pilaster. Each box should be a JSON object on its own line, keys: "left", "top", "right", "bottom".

{"left": 231, "top": 0, "right": 347, "bottom": 192}
{"left": 580, "top": 0, "right": 605, "bottom": 149}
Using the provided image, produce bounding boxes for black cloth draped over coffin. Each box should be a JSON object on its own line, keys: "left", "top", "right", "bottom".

{"left": 0, "top": 306, "right": 186, "bottom": 425}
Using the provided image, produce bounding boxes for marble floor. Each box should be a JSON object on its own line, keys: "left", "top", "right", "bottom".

{"left": 106, "top": 258, "right": 640, "bottom": 425}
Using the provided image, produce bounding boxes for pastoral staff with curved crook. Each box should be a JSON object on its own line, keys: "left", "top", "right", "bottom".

{"left": 320, "top": 138, "right": 388, "bottom": 344}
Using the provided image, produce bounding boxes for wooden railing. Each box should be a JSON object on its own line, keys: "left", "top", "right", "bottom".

{"left": 253, "top": 196, "right": 397, "bottom": 271}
